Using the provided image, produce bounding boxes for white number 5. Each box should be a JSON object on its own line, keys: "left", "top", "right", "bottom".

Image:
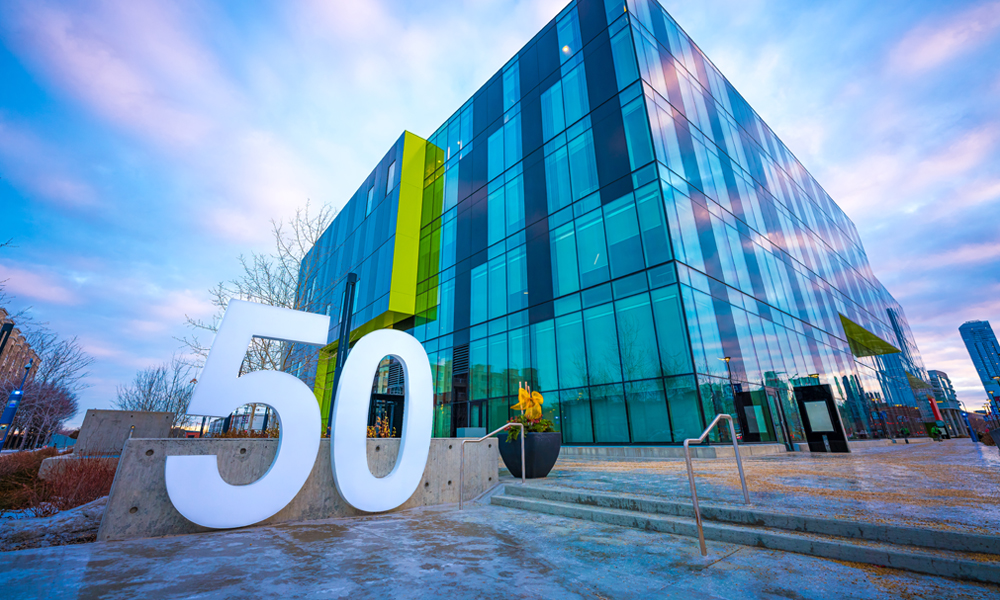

{"left": 165, "top": 300, "right": 330, "bottom": 529}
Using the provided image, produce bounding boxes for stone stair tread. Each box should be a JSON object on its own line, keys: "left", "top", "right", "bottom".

{"left": 491, "top": 493, "right": 1000, "bottom": 585}
{"left": 503, "top": 483, "right": 998, "bottom": 555}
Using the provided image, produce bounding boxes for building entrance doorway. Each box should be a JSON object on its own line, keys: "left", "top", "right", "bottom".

{"left": 765, "top": 388, "right": 793, "bottom": 451}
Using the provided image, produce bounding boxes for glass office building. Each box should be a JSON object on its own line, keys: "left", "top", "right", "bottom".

{"left": 959, "top": 320, "right": 1000, "bottom": 414}
{"left": 295, "top": 0, "right": 932, "bottom": 445}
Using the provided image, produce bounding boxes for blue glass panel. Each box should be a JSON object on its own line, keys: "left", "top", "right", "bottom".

{"left": 541, "top": 81, "right": 565, "bottom": 141}
{"left": 603, "top": 195, "right": 645, "bottom": 278}
{"left": 626, "top": 379, "right": 671, "bottom": 442}
{"left": 584, "top": 303, "right": 622, "bottom": 385}
{"left": 591, "top": 383, "right": 629, "bottom": 442}
{"left": 487, "top": 128, "right": 504, "bottom": 182}
{"left": 562, "top": 64, "right": 589, "bottom": 125}
{"left": 556, "top": 312, "right": 588, "bottom": 388}
{"left": 488, "top": 332, "right": 508, "bottom": 398}
{"left": 531, "top": 319, "right": 557, "bottom": 391}
{"left": 560, "top": 388, "right": 593, "bottom": 443}
{"left": 575, "top": 209, "right": 609, "bottom": 288}
{"left": 615, "top": 293, "right": 661, "bottom": 381}
{"left": 506, "top": 245, "right": 528, "bottom": 313}
{"left": 556, "top": 8, "right": 582, "bottom": 62}
{"left": 567, "top": 129, "right": 599, "bottom": 201}
{"left": 545, "top": 145, "right": 573, "bottom": 213}
{"left": 487, "top": 187, "right": 505, "bottom": 247}
{"left": 471, "top": 263, "right": 488, "bottom": 325}
{"left": 550, "top": 221, "right": 580, "bottom": 297}
{"left": 488, "top": 256, "right": 506, "bottom": 320}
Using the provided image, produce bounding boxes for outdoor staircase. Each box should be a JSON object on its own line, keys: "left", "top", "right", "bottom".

{"left": 490, "top": 484, "right": 1000, "bottom": 585}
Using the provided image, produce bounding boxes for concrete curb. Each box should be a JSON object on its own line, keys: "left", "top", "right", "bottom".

{"left": 504, "top": 485, "right": 998, "bottom": 555}
{"left": 491, "top": 493, "right": 1000, "bottom": 585}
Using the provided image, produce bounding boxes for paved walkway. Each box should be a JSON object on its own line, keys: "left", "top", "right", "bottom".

{"left": 537, "top": 438, "right": 1000, "bottom": 534}
{"left": 2, "top": 500, "right": 996, "bottom": 599}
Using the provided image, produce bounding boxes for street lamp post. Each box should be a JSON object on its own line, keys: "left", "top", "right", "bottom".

{"left": 0, "top": 359, "right": 35, "bottom": 449}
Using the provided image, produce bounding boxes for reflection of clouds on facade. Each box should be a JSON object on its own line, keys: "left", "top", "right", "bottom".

{"left": 1, "top": 0, "right": 996, "bottom": 425}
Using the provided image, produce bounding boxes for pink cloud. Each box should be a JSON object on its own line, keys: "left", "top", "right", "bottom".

{"left": 890, "top": 1, "right": 1000, "bottom": 74}
{"left": 0, "top": 263, "right": 79, "bottom": 305}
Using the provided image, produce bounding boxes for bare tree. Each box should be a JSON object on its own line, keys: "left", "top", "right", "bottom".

{"left": 1, "top": 380, "right": 78, "bottom": 450}
{"left": 179, "top": 200, "right": 335, "bottom": 374}
{"left": 114, "top": 357, "right": 195, "bottom": 427}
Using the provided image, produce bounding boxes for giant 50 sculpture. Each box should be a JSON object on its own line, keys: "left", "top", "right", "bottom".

{"left": 164, "top": 300, "right": 433, "bottom": 528}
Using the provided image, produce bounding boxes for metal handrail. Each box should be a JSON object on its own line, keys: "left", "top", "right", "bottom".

{"left": 459, "top": 423, "right": 524, "bottom": 509}
{"left": 684, "top": 413, "right": 750, "bottom": 556}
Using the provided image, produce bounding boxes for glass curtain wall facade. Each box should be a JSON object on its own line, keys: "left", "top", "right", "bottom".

{"left": 296, "top": 0, "right": 931, "bottom": 444}
{"left": 959, "top": 320, "right": 1000, "bottom": 414}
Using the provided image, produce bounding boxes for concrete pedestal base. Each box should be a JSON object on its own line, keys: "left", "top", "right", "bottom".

{"left": 98, "top": 438, "right": 498, "bottom": 542}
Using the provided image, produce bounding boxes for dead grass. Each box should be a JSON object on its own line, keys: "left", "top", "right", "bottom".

{"left": 0, "top": 449, "right": 116, "bottom": 518}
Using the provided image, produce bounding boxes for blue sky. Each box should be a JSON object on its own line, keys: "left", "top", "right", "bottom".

{"left": 1, "top": 0, "right": 998, "bottom": 426}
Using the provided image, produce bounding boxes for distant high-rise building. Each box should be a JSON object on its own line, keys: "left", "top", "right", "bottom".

{"left": 959, "top": 320, "right": 1000, "bottom": 414}
{"left": 927, "top": 370, "right": 966, "bottom": 437}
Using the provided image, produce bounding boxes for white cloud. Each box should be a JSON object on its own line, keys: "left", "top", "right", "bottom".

{"left": 889, "top": 1, "right": 1000, "bottom": 74}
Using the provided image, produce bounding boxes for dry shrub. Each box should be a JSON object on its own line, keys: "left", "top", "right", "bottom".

{"left": 982, "top": 432, "right": 996, "bottom": 447}
{"left": 0, "top": 448, "right": 60, "bottom": 513}
{"left": 212, "top": 426, "right": 279, "bottom": 439}
{"left": 0, "top": 450, "right": 116, "bottom": 517}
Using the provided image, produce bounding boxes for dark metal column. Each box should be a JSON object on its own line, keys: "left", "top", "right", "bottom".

{"left": 327, "top": 272, "right": 359, "bottom": 436}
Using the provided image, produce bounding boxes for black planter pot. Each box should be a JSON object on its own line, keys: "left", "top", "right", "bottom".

{"left": 497, "top": 431, "right": 561, "bottom": 479}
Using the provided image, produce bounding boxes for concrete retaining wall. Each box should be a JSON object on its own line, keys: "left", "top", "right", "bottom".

{"left": 98, "top": 438, "right": 498, "bottom": 542}
{"left": 557, "top": 443, "right": 786, "bottom": 459}
{"left": 74, "top": 410, "right": 173, "bottom": 456}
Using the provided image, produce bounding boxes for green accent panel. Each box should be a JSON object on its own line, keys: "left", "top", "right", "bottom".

{"left": 388, "top": 131, "right": 428, "bottom": 316}
{"left": 312, "top": 131, "right": 447, "bottom": 418}
{"left": 906, "top": 372, "right": 932, "bottom": 390}
{"left": 839, "top": 314, "right": 900, "bottom": 357}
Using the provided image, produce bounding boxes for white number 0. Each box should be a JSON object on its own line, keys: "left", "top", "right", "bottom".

{"left": 164, "top": 300, "right": 433, "bottom": 529}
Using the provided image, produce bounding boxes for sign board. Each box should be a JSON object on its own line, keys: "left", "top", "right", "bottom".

{"left": 164, "top": 300, "right": 433, "bottom": 529}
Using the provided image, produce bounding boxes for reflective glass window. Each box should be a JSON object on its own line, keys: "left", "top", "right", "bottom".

{"left": 575, "top": 209, "right": 609, "bottom": 288}
{"left": 584, "top": 303, "right": 622, "bottom": 385}
{"left": 551, "top": 222, "right": 580, "bottom": 298}
{"left": 562, "top": 65, "right": 589, "bottom": 125}
{"left": 488, "top": 332, "right": 508, "bottom": 398}
{"left": 507, "top": 245, "right": 528, "bottom": 313}
{"left": 471, "top": 263, "right": 488, "bottom": 324}
{"left": 488, "top": 256, "right": 506, "bottom": 321}
{"left": 560, "top": 388, "right": 593, "bottom": 443}
{"left": 622, "top": 97, "right": 655, "bottom": 170}
{"left": 626, "top": 379, "right": 671, "bottom": 442}
{"left": 531, "top": 320, "right": 558, "bottom": 391}
{"left": 503, "top": 60, "right": 520, "bottom": 112}
{"left": 603, "top": 196, "right": 645, "bottom": 278}
{"left": 556, "top": 9, "right": 582, "bottom": 61}
{"left": 541, "top": 81, "right": 565, "bottom": 142}
{"left": 504, "top": 174, "right": 525, "bottom": 235}
{"left": 665, "top": 375, "right": 702, "bottom": 439}
{"left": 615, "top": 293, "right": 660, "bottom": 381}
{"left": 488, "top": 128, "right": 504, "bottom": 182}
{"left": 555, "top": 312, "right": 588, "bottom": 388}
{"left": 488, "top": 187, "right": 505, "bottom": 246}
{"left": 470, "top": 338, "right": 488, "bottom": 400}
{"left": 591, "top": 384, "right": 629, "bottom": 442}
{"left": 609, "top": 26, "right": 639, "bottom": 90}
{"left": 545, "top": 145, "right": 572, "bottom": 213}
{"left": 567, "top": 129, "right": 599, "bottom": 200}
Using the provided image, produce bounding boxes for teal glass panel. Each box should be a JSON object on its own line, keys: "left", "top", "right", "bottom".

{"left": 487, "top": 187, "right": 505, "bottom": 246}
{"left": 591, "top": 383, "right": 629, "bottom": 442}
{"left": 444, "top": 164, "right": 459, "bottom": 211}
{"left": 470, "top": 263, "right": 488, "bottom": 325}
{"left": 488, "top": 397, "right": 510, "bottom": 432}
{"left": 665, "top": 375, "right": 703, "bottom": 440}
{"left": 650, "top": 285, "right": 693, "bottom": 376}
{"left": 540, "top": 389, "right": 560, "bottom": 430}
{"left": 545, "top": 145, "right": 573, "bottom": 213}
{"left": 699, "top": 376, "right": 736, "bottom": 442}
{"left": 622, "top": 97, "right": 655, "bottom": 170}
{"left": 603, "top": 195, "right": 645, "bottom": 278}
{"left": 503, "top": 60, "right": 520, "bottom": 112}
{"left": 550, "top": 222, "right": 580, "bottom": 297}
{"left": 556, "top": 312, "right": 588, "bottom": 388}
{"left": 562, "top": 64, "right": 589, "bottom": 125}
{"left": 584, "top": 303, "right": 622, "bottom": 385}
{"left": 634, "top": 182, "right": 671, "bottom": 266}
{"left": 507, "top": 245, "right": 528, "bottom": 313}
{"left": 508, "top": 326, "right": 530, "bottom": 394}
{"left": 541, "top": 81, "right": 565, "bottom": 141}
{"left": 488, "top": 332, "right": 508, "bottom": 399}
{"left": 488, "top": 256, "right": 506, "bottom": 320}
{"left": 609, "top": 26, "right": 638, "bottom": 90}
{"left": 615, "top": 293, "right": 660, "bottom": 381}
{"left": 567, "top": 129, "right": 599, "bottom": 201}
{"left": 470, "top": 337, "right": 488, "bottom": 401}
{"left": 560, "top": 388, "right": 593, "bottom": 443}
{"left": 556, "top": 8, "right": 582, "bottom": 61}
{"left": 530, "top": 319, "right": 557, "bottom": 391}
{"left": 504, "top": 113, "right": 522, "bottom": 170}
{"left": 433, "top": 401, "right": 452, "bottom": 437}
{"left": 575, "top": 209, "right": 609, "bottom": 288}
{"left": 504, "top": 175, "right": 525, "bottom": 235}
{"left": 626, "top": 379, "right": 671, "bottom": 442}
{"left": 488, "top": 127, "right": 504, "bottom": 182}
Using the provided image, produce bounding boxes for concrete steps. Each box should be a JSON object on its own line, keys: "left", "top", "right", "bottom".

{"left": 491, "top": 484, "right": 1000, "bottom": 584}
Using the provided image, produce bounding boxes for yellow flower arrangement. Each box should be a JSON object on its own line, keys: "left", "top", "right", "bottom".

{"left": 511, "top": 383, "right": 544, "bottom": 420}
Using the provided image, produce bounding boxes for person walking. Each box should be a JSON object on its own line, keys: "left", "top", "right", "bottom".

{"left": 900, "top": 426, "right": 910, "bottom": 444}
